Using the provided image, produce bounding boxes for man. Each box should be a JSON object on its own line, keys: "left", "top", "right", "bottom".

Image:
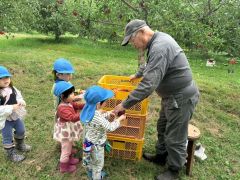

{"left": 114, "top": 19, "right": 199, "bottom": 180}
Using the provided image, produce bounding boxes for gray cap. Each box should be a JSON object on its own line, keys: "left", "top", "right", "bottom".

{"left": 121, "top": 19, "right": 147, "bottom": 46}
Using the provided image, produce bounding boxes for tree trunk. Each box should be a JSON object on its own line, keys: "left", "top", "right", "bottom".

{"left": 55, "top": 31, "right": 61, "bottom": 41}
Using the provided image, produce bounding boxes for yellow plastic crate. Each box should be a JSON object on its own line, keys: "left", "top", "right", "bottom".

{"left": 104, "top": 91, "right": 148, "bottom": 115}
{"left": 107, "top": 113, "right": 146, "bottom": 139}
{"left": 106, "top": 135, "right": 144, "bottom": 161}
{"left": 98, "top": 75, "right": 148, "bottom": 115}
{"left": 98, "top": 75, "right": 141, "bottom": 91}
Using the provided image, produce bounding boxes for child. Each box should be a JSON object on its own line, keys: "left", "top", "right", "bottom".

{"left": 52, "top": 58, "right": 75, "bottom": 109}
{"left": 0, "top": 66, "right": 31, "bottom": 162}
{"left": 52, "top": 58, "right": 83, "bottom": 154}
{"left": 80, "top": 85, "right": 126, "bottom": 180}
{"left": 53, "top": 81, "right": 84, "bottom": 173}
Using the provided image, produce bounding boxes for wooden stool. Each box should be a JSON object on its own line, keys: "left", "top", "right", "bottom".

{"left": 186, "top": 124, "right": 200, "bottom": 176}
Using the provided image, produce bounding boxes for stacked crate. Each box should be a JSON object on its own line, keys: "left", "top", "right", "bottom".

{"left": 98, "top": 75, "right": 149, "bottom": 161}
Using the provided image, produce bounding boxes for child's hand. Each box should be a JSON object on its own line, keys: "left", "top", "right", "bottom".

{"left": 117, "top": 114, "right": 126, "bottom": 126}
{"left": 13, "top": 104, "right": 21, "bottom": 111}
{"left": 73, "top": 95, "right": 82, "bottom": 102}
{"left": 74, "top": 89, "right": 85, "bottom": 97}
{"left": 73, "top": 92, "right": 85, "bottom": 102}
{"left": 79, "top": 90, "right": 85, "bottom": 95}
{"left": 118, "top": 114, "right": 126, "bottom": 121}
{"left": 99, "top": 109, "right": 106, "bottom": 114}
{"left": 109, "top": 110, "right": 116, "bottom": 117}
{"left": 107, "top": 110, "right": 116, "bottom": 120}
{"left": 117, "top": 110, "right": 126, "bottom": 117}
{"left": 113, "top": 103, "right": 125, "bottom": 116}
{"left": 18, "top": 100, "right": 26, "bottom": 107}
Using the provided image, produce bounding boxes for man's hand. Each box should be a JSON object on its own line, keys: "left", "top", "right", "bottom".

{"left": 129, "top": 74, "right": 138, "bottom": 82}
{"left": 113, "top": 103, "right": 125, "bottom": 115}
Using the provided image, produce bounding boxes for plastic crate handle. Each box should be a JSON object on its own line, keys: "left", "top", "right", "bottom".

{"left": 120, "top": 79, "right": 137, "bottom": 85}
{"left": 113, "top": 140, "right": 125, "bottom": 149}
{"left": 120, "top": 80, "right": 131, "bottom": 82}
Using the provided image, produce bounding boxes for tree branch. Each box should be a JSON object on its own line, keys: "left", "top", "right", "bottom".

{"left": 91, "top": 20, "right": 122, "bottom": 27}
{"left": 139, "top": 0, "right": 148, "bottom": 22}
{"left": 120, "top": 0, "right": 139, "bottom": 12}
{"left": 186, "top": 0, "right": 202, "bottom": 18}
{"left": 207, "top": 0, "right": 225, "bottom": 16}
{"left": 197, "top": 0, "right": 226, "bottom": 23}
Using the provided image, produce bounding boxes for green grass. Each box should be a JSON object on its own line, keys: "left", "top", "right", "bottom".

{"left": 0, "top": 34, "right": 239, "bottom": 180}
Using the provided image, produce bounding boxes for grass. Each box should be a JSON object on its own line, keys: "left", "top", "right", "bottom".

{"left": 0, "top": 34, "right": 239, "bottom": 180}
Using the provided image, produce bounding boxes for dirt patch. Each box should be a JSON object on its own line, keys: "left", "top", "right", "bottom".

{"left": 8, "top": 67, "right": 25, "bottom": 75}
{"left": 205, "top": 122, "right": 223, "bottom": 137}
{"left": 193, "top": 119, "right": 223, "bottom": 138}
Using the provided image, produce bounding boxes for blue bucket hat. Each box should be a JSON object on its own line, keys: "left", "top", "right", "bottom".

{"left": 53, "top": 58, "right": 75, "bottom": 74}
{"left": 80, "top": 85, "right": 114, "bottom": 124}
{"left": 0, "top": 66, "right": 12, "bottom": 78}
{"left": 54, "top": 81, "right": 74, "bottom": 97}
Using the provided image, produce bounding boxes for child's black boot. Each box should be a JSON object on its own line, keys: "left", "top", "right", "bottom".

{"left": 4, "top": 147, "right": 25, "bottom": 162}
{"left": 14, "top": 136, "right": 31, "bottom": 152}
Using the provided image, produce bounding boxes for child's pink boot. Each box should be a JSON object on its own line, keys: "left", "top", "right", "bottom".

{"left": 69, "top": 156, "right": 79, "bottom": 165}
{"left": 59, "top": 162, "right": 76, "bottom": 173}
{"left": 71, "top": 148, "right": 78, "bottom": 155}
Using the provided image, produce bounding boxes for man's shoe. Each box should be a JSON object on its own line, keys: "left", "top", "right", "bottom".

{"left": 155, "top": 169, "right": 179, "bottom": 180}
{"left": 143, "top": 152, "right": 167, "bottom": 166}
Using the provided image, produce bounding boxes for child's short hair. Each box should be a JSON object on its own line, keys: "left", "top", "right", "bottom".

{"left": 52, "top": 70, "right": 58, "bottom": 81}
{"left": 62, "top": 86, "right": 75, "bottom": 99}
{"left": 100, "top": 100, "right": 105, "bottom": 105}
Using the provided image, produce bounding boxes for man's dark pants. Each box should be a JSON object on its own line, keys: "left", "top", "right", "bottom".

{"left": 156, "top": 92, "right": 199, "bottom": 170}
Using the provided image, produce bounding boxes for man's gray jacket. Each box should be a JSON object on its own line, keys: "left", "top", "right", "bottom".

{"left": 122, "top": 31, "right": 198, "bottom": 109}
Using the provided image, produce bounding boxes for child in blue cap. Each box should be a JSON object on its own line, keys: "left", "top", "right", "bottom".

{"left": 53, "top": 81, "right": 84, "bottom": 173}
{"left": 80, "top": 85, "right": 126, "bottom": 180}
{"left": 52, "top": 58, "right": 85, "bottom": 107}
{"left": 52, "top": 58, "right": 75, "bottom": 109}
{"left": 0, "top": 66, "right": 31, "bottom": 162}
{"left": 52, "top": 58, "right": 84, "bottom": 154}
